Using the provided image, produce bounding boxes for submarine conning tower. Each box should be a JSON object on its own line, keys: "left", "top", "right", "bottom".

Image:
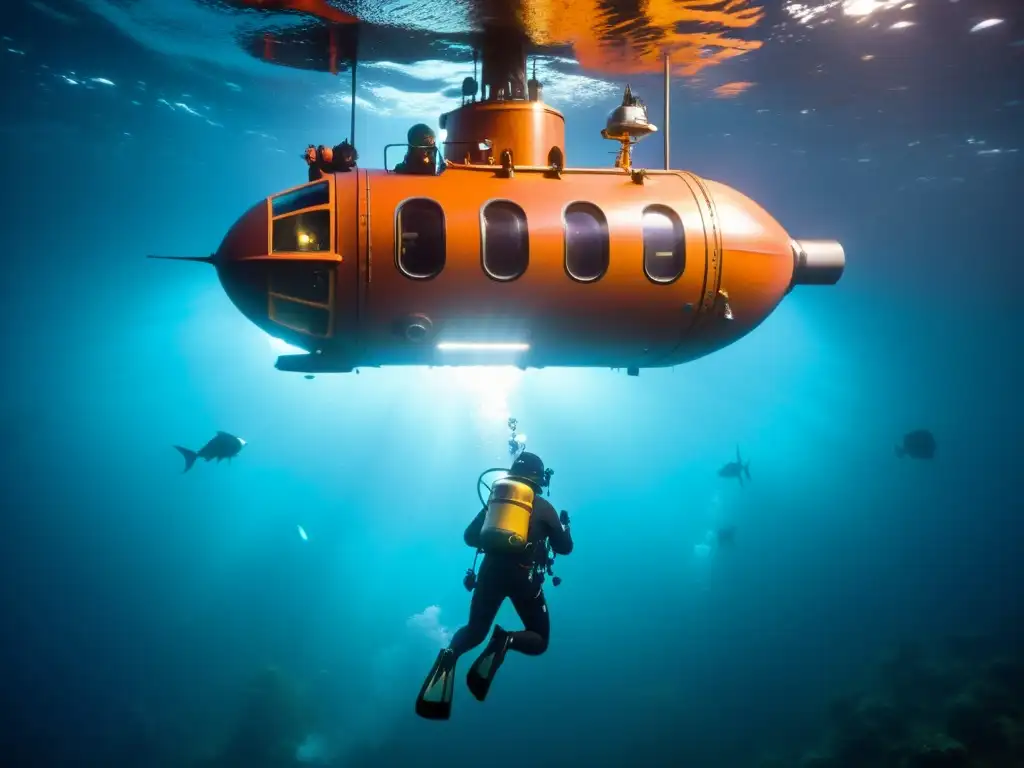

{"left": 439, "top": 26, "right": 566, "bottom": 168}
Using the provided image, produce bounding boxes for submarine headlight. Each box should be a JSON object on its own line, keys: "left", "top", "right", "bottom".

{"left": 437, "top": 342, "right": 530, "bottom": 352}
{"left": 297, "top": 231, "right": 312, "bottom": 247}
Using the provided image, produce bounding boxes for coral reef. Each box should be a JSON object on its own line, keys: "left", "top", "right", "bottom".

{"left": 788, "top": 628, "right": 1024, "bottom": 768}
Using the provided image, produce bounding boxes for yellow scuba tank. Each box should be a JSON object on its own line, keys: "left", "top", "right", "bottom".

{"left": 480, "top": 476, "right": 535, "bottom": 554}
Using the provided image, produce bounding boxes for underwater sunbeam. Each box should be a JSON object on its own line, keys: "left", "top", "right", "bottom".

{"left": 267, "top": 333, "right": 306, "bottom": 356}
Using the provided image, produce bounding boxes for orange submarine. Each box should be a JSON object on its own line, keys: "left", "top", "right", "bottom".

{"left": 152, "top": 25, "right": 844, "bottom": 376}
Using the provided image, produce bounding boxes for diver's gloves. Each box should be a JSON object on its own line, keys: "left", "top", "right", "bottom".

{"left": 466, "top": 626, "right": 512, "bottom": 702}
{"left": 559, "top": 510, "right": 571, "bottom": 528}
{"left": 415, "top": 647, "right": 457, "bottom": 720}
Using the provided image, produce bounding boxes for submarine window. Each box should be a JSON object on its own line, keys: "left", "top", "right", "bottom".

{"left": 272, "top": 209, "right": 332, "bottom": 254}
{"left": 271, "top": 181, "right": 330, "bottom": 217}
{"left": 482, "top": 201, "right": 529, "bottom": 281}
{"left": 269, "top": 296, "right": 331, "bottom": 337}
{"left": 268, "top": 264, "right": 332, "bottom": 305}
{"left": 642, "top": 206, "right": 685, "bottom": 284}
{"left": 396, "top": 199, "right": 446, "bottom": 279}
{"left": 564, "top": 203, "right": 609, "bottom": 282}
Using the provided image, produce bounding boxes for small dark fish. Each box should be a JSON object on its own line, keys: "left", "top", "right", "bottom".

{"left": 173, "top": 431, "right": 247, "bottom": 472}
{"left": 718, "top": 446, "right": 751, "bottom": 486}
{"left": 895, "top": 429, "right": 936, "bottom": 460}
{"left": 304, "top": 374, "right": 315, "bottom": 380}
{"left": 715, "top": 525, "right": 737, "bottom": 548}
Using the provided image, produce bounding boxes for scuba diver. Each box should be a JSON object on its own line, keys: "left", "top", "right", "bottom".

{"left": 415, "top": 450, "right": 573, "bottom": 720}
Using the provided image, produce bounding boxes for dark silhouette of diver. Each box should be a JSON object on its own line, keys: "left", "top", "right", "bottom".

{"left": 415, "top": 452, "right": 574, "bottom": 720}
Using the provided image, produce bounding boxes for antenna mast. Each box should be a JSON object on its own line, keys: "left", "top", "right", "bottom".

{"left": 350, "top": 32, "right": 358, "bottom": 146}
{"left": 664, "top": 52, "right": 670, "bottom": 170}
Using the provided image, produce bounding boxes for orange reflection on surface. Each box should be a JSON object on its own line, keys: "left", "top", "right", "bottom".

{"left": 239, "top": 0, "right": 357, "bottom": 24}
{"left": 524, "top": 0, "right": 764, "bottom": 76}
{"left": 713, "top": 80, "right": 754, "bottom": 97}
{"left": 235, "top": 0, "right": 762, "bottom": 77}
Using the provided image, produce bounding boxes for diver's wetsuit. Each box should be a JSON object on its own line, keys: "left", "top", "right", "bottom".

{"left": 448, "top": 495, "right": 573, "bottom": 659}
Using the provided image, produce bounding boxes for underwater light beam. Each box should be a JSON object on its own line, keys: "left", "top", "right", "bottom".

{"left": 267, "top": 333, "right": 307, "bottom": 356}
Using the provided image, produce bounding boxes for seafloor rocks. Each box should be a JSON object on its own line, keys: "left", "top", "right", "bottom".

{"left": 792, "top": 622, "right": 1024, "bottom": 768}
{"left": 902, "top": 733, "right": 968, "bottom": 768}
{"left": 796, "top": 751, "right": 836, "bottom": 768}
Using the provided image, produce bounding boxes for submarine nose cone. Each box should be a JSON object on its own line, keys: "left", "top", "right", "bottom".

{"left": 214, "top": 199, "right": 271, "bottom": 321}
{"left": 215, "top": 199, "right": 268, "bottom": 266}
{"left": 791, "top": 239, "right": 845, "bottom": 286}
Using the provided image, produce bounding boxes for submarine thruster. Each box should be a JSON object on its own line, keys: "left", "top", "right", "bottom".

{"left": 150, "top": 27, "right": 844, "bottom": 376}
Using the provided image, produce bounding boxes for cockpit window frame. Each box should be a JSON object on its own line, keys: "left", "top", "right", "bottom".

{"left": 267, "top": 178, "right": 336, "bottom": 256}
{"left": 480, "top": 199, "right": 530, "bottom": 282}
{"left": 270, "top": 180, "right": 331, "bottom": 217}
{"left": 270, "top": 209, "right": 333, "bottom": 255}
{"left": 266, "top": 262, "right": 336, "bottom": 339}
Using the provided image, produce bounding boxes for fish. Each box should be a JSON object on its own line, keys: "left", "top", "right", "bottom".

{"left": 969, "top": 19, "right": 1003, "bottom": 34}
{"left": 895, "top": 429, "right": 936, "bottom": 460}
{"left": 173, "top": 431, "right": 247, "bottom": 472}
{"left": 717, "top": 446, "right": 751, "bottom": 486}
{"left": 715, "top": 525, "right": 737, "bottom": 548}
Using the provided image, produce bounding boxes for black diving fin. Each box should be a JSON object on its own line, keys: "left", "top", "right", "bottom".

{"left": 415, "top": 648, "right": 456, "bottom": 720}
{"left": 466, "top": 626, "right": 512, "bottom": 702}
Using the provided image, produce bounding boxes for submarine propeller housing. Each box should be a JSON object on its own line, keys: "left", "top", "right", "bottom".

{"left": 152, "top": 29, "right": 844, "bottom": 377}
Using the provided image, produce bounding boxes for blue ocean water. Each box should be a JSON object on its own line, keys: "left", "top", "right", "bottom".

{"left": 0, "top": 1, "right": 1021, "bottom": 766}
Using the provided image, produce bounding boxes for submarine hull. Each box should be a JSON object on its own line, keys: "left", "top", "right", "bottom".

{"left": 212, "top": 166, "right": 841, "bottom": 374}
